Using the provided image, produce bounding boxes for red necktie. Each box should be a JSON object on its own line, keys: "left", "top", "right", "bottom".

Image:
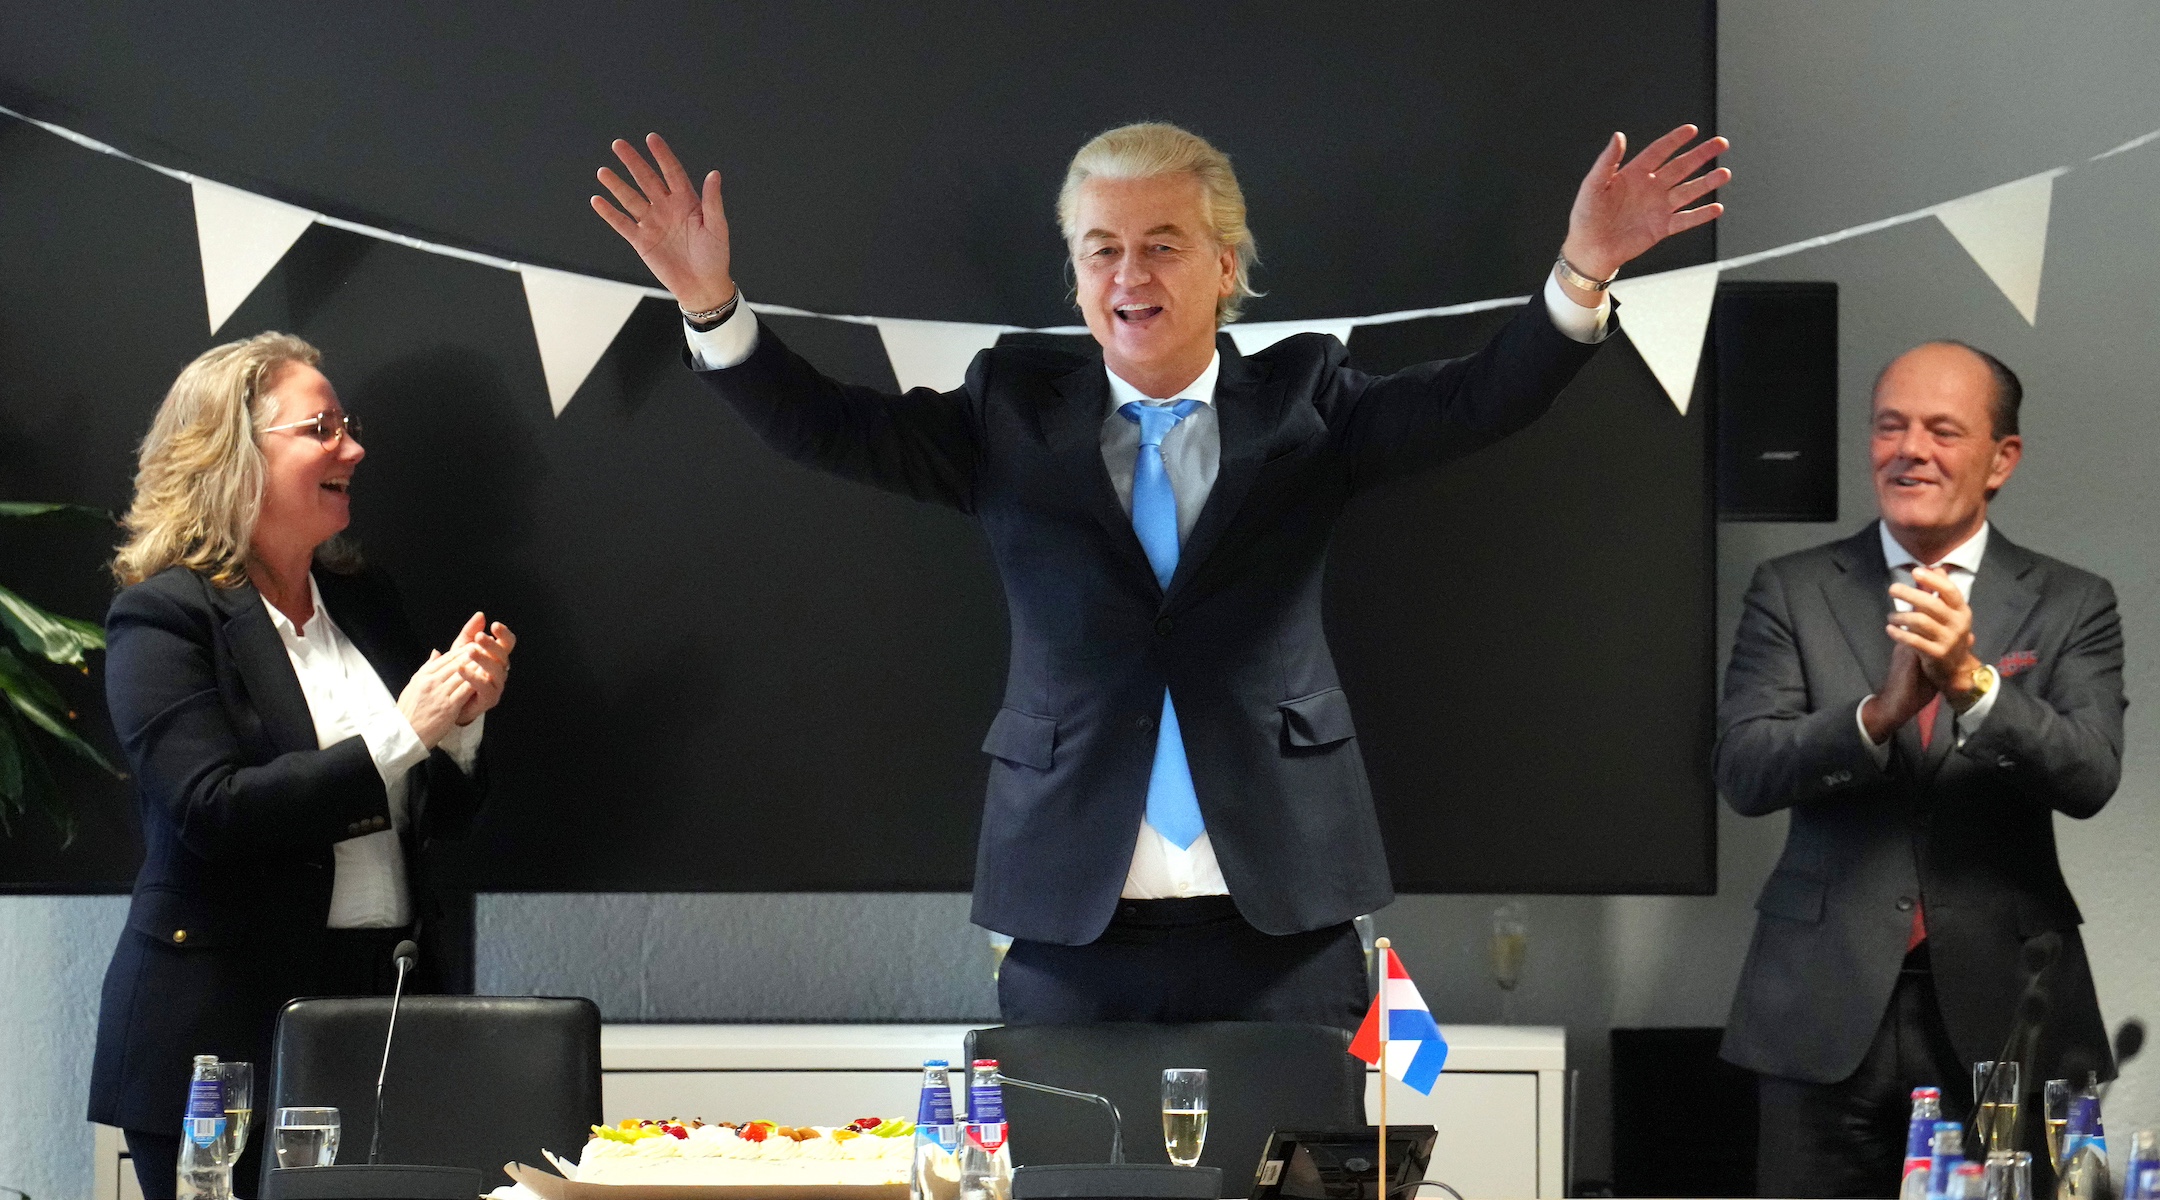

{"left": 1901, "top": 561, "right": 1942, "bottom": 952}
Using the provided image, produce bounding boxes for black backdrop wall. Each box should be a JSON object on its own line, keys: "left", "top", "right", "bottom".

{"left": 0, "top": 1, "right": 1716, "bottom": 894}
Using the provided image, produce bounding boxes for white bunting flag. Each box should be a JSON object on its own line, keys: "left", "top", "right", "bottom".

{"left": 519, "top": 267, "right": 648, "bottom": 416}
{"left": 1608, "top": 264, "right": 1721, "bottom": 414}
{"left": 1934, "top": 171, "right": 2059, "bottom": 324}
{"left": 873, "top": 318, "right": 1009, "bottom": 392}
{"left": 190, "top": 180, "right": 317, "bottom": 333}
{"left": 1223, "top": 319, "right": 1359, "bottom": 356}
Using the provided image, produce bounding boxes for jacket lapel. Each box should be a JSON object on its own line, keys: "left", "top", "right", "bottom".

{"left": 1165, "top": 337, "right": 1281, "bottom": 607}
{"left": 1048, "top": 360, "right": 1160, "bottom": 591}
{"left": 1967, "top": 530, "right": 2041, "bottom": 672}
{"left": 209, "top": 575, "right": 320, "bottom": 756}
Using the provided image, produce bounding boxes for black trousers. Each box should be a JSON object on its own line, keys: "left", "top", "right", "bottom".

{"left": 996, "top": 896, "right": 1368, "bottom": 1031}
{"left": 1756, "top": 945, "right": 1976, "bottom": 1199}
{"left": 123, "top": 926, "right": 426, "bottom": 1199}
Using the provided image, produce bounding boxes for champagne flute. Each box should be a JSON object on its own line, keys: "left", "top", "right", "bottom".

{"left": 1161, "top": 1069, "right": 1208, "bottom": 1168}
{"left": 1974, "top": 1061, "right": 2020, "bottom": 1156}
{"left": 2045, "top": 1080, "right": 2072, "bottom": 1169}
{"left": 220, "top": 1061, "right": 255, "bottom": 1161}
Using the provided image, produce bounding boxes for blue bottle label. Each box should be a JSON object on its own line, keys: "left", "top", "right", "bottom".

{"left": 969, "top": 1081, "right": 1005, "bottom": 1125}
{"left": 184, "top": 1077, "right": 226, "bottom": 1148}
{"left": 918, "top": 1081, "right": 955, "bottom": 1127}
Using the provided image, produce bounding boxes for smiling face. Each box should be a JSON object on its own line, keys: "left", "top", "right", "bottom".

{"left": 1070, "top": 173, "right": 1238, "bottom": 396}
{"left": 252, "top": 362, "right": 364, "bottom": 562}
{"left": 1870, "top": 342, "right": 2022, "bottom": 559}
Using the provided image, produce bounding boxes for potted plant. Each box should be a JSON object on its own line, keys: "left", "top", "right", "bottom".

{"left": 1, "top": 502, "right": 126, "bottom": 844}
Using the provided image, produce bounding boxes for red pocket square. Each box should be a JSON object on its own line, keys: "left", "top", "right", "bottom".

{"left": 1998, "top": 650, "right": 2039, "bottom": 677}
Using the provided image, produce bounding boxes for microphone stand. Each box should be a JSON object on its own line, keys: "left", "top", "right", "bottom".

{"left": 369, "top": 944, "right": 416, "bottom": 1166}
{"left": 991, "top": 1073, "right": 1125, "bottom": 1164}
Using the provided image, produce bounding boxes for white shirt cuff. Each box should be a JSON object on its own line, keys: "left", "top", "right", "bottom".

{"left": 1954, "top": 679, "right": 2001, "bottom": 746}
{"left": 684, "top": 296, "right": 760, "bottom": 370}
{"left": 1542, "top": 272, "right": 1612, "bottom": 344}
{"left": 360, "top": 715, "right": 430, "bottom": 827}
{"left": 1857, "top": 696, "right": 1892, "bottom": 767}
{"left": 437, "top": 711, "right": 485, "bottom": 774}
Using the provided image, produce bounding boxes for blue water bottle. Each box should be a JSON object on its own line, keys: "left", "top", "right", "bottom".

{"left": 1900, "top": 1087, "right": 1943, "bottom": 1200}
{"left": 961, "top": 1059, "right": 1012, "bottom": 1200}
{"left": 176, "top": 1054, "right": 231, "bottom": 1199}
{"left": 911, "top": 1059, "right": 959, "bottom": 1200}
{"left": 1925, "top": 1121, "right": 1964, "bottom": 1200}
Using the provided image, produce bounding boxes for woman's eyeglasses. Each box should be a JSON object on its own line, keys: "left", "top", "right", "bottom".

{"left": 263, "top": 411, "right": 362, "bottom": 447}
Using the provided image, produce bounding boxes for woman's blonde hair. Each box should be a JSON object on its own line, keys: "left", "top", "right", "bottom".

{"left": 1056, "top": 122, "right": 1262, "bottom": 324}
{"left": 112, "top": 331, "right": 334, "bottom": 588}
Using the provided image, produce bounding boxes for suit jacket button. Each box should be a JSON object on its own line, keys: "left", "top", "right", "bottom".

{"left": 1135, "top": 715, "right": 1154, "bottom": 732}
{"left": 1998, "top": 756, "right": 2016, "bottom": 769}
{"left": 1822, "top": 774, "right": 1838, "bottom": 787}
{"left": 1155, "top": 616, "right": 1174, "bottom": 636}
{"left": 1896, "top": 897, "right": 1915, "bottom": 912}
{"left": 172, "top": 929, "right": 187, "bottom": 944}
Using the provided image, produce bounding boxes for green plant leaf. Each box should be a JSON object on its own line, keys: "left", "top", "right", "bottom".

{"left": 0, "top": 705, "right": 76, "bottom": 845}
{"left": 0, "top": 647, "right": 124, "bottom": 778}
{"left": 0, "top": 711, "right": 24, "bottom": 808}
{"left": 0, "top": 501, "right": 115, "bottom": 523}
{"left": 0, "top": 583, "right": 106, "bottom": 667}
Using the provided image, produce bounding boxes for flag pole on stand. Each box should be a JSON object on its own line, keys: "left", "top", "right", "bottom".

{"left": 1348, "top": 937, "right": 1450, "bottom": 1200}
{"left": 1375, "top": 936, "right": 1390, "bottom": 1200}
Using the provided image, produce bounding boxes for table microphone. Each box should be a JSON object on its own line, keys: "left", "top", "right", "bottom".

{"left": 990, "top": 1073, "right": 1124, "bottom": 1163}
{"left": 368, "top": 939, "right": 419, "bottom": 1166}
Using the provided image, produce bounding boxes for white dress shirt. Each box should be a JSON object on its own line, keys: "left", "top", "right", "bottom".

{"left": 686, "top": 275, "right": 1611, "bottom": 898}
{"left": 265, "top": 576, "right": 483, "bottom": 928}
{"left": 1856, "top": 521, "right": 2001, "bottom": 763}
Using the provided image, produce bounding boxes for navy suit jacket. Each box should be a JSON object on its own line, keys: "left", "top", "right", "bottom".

{"left": 700, "top": 299, "right": 1602, "bottom": 944}
{"left": 1716, "top": 525, "right": 2124, "bottom": 1085}
{"left": 87, "top": 564, "right": 486, "bottom": 1133}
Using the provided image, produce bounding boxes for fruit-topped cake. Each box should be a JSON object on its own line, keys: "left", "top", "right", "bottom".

{"left": 570, "top": 1117, "right": 921, "bottom": 1187}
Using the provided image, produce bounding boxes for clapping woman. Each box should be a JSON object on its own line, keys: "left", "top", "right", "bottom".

{"left": 85, "top": 332, "right": 515, "bottom": 1197}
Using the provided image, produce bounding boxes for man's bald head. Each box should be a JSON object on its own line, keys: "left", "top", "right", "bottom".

{"left": 1872, "top": 340, "right": 2023, "bottom": 439}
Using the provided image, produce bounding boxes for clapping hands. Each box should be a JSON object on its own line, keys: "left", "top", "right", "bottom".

{"left": 397, "top": 612, "right": 516, "bottom": 748}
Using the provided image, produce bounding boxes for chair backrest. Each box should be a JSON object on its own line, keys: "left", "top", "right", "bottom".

{"left": 262, "top": 995, "right": 601, "bottom": 1193}
{"left": 967, "top": 1023, "right": 1365, "bottom": 1197}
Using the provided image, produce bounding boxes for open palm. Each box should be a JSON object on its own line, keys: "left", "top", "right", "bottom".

{"left": 591, "top": 133, "right": 737, "bottom": 312}
{"left": 1563, "top": 124, "right": 1730, "bottom": 280}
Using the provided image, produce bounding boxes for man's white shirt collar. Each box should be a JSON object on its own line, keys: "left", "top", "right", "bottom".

{"left": 1104, "top": 351, "right": 1221, "bottom": 416}
{"left": 1879, "top": 520, "right": 1990, "bottom": 574}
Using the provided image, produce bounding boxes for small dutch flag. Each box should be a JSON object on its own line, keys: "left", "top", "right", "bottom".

{"left": 1347, "top": 945, "right": 1449, "bottom": 1095}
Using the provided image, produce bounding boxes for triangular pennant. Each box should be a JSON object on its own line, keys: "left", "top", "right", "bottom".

{"left": 873, "top": 318, "right": 1008, "bottom": 392}
{"left": 1608, "top": 265, "right": 1721, "bottom": 414}
{"left": 519, "top": 267, "right": 648, "bottom": 416}
{"left": 1223, "top": 319, "right": 1358, "bottom": 356}
{"left": 189, "top": 180, "right": 317, "bottom": 334}
{"left": 1934, "top": 171, "right": 2057, "bottom": 324}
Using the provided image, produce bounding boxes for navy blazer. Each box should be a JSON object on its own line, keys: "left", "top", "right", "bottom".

{"left": 87, "top": 564, "right": 486, "bottom": 1134}
{"left": 1716, "top": 524, "right": 2124, "bottom": 1085}
{"left": 699, "top": 300, "right": 1602, "bottom": 943}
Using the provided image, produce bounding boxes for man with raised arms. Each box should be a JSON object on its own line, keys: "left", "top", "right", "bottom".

{"left": 591, "top": 120, "right": 1726, "bottom": 1024}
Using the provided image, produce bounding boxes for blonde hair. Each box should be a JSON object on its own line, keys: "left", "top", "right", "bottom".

{"left": 1056, "top": 122, "right": 1261, "bottom": 324}
{"left": 112, "top": 332, "right": 331, "bottom": 588}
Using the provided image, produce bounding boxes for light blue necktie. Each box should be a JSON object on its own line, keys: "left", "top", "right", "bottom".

{"left": 1120, "top": 399, "right": 1205, "bottom": 849}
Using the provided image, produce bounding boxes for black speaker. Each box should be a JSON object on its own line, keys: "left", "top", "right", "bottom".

{"left": 1710, "top": 281, "right": 1839, "bottom": 521}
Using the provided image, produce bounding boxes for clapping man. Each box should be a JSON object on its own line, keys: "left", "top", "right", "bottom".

{"left": 1718, "top": 341, "right": 2125, "bottom": 1196}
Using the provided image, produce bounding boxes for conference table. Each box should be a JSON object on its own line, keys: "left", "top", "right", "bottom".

{"left": 598, "top": 1024, "right": 1567, "bottom": 1200}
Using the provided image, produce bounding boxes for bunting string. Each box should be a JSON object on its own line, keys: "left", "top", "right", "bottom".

{"left": 3, "top": 102, "right": 2155, "bottom": 415}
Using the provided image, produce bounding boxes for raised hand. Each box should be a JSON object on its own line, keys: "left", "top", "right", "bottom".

{"left": 1560, "top": 124, "right": 1731, "bottom": 284}
{"left": 397, "top": 647, "right": 476, "bottom": 749}
{"left": 591, "top": 133, "right": 736, "bottom": 312}
{"left": 445, "top": 612, "right": 515, "bottom": 726}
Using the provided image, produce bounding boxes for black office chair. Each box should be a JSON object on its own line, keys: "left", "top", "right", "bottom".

{"left": 967, "top": 1023, "right": 1366, "bottom": 1197}
{"left": 261, "top": 995, "right": 602, "bottom": 1195}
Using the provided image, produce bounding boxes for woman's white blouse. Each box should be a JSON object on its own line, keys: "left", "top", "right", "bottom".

{"left": 263, "top": 576, "right": 482, "bottom": 929}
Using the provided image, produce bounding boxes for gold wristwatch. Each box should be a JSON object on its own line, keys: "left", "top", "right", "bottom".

{"left": 1950, "top": 662, "right": 1998, "bottom": 713}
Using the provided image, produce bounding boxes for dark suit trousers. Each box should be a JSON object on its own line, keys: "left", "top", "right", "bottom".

{"left": 1756, "top": 946, "right": 1971, "bottom": 1198}
{"left": 996, "top": 897, "right": 1368, "bottom": 1031}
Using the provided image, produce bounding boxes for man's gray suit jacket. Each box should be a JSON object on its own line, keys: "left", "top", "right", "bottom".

{"left": 1716, "top": 523, "right": 2125, "bottom": 1085}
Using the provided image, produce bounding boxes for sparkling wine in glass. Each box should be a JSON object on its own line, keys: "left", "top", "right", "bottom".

{"left": 2045, "top": 1079, "right": 2073, "bottom": 1169}
{"left": 219, "top": 1061, "right": 255, "bottom": 1161}
{"left": 1974, "top": 1060, "right": 2021, "bottom": 1156}
{"left": 1161, "top": 1069, "right": 1208, "bottom": 1168}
